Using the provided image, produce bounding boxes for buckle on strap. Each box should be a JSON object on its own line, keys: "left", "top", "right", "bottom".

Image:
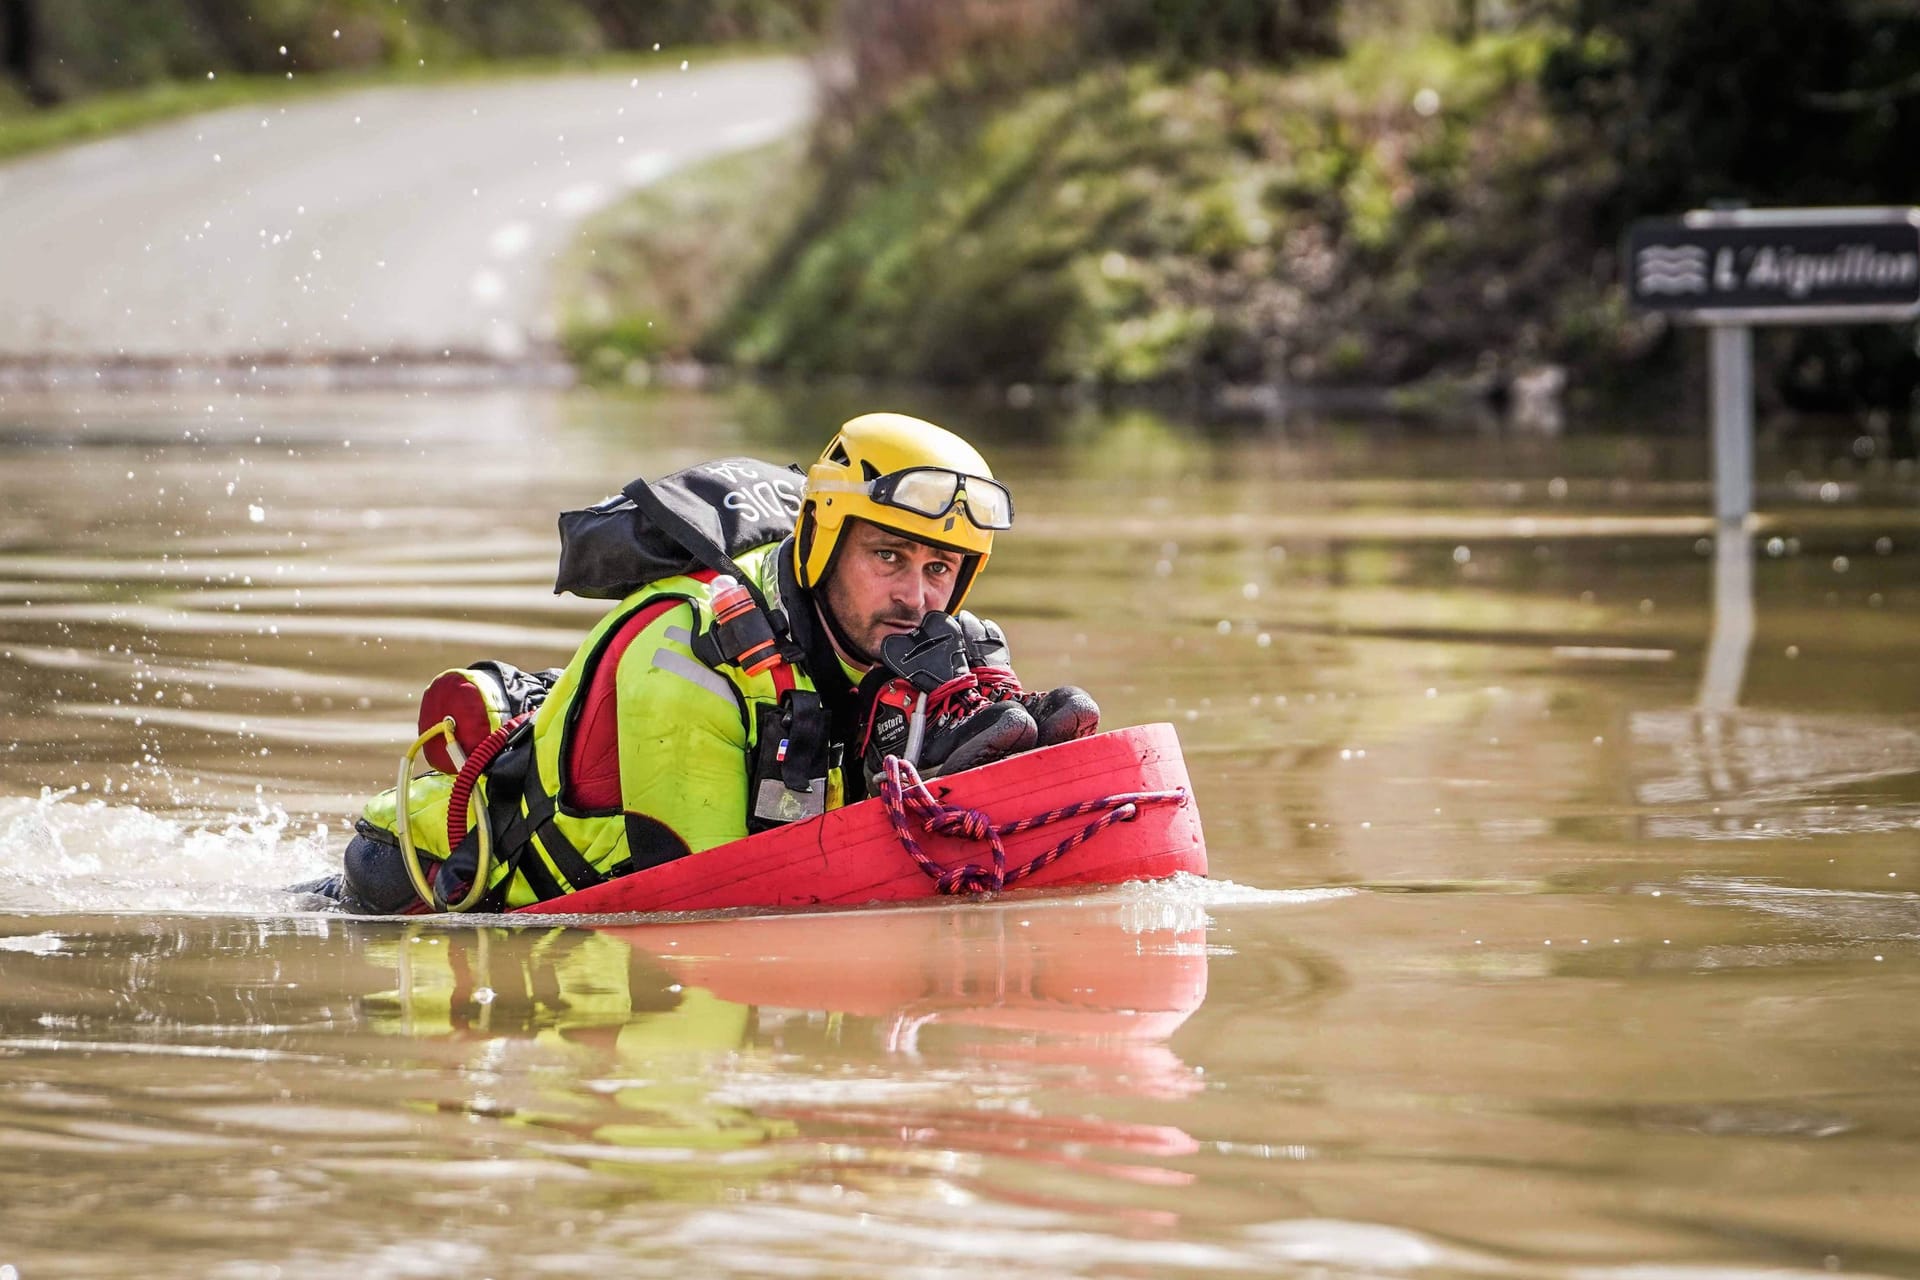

{"left": 692, "top": 607, "right": 788, "bottom": 676}
{"left": 749, "top": 691, "right": 833, "bottom": 831}
{"left": 779, "top": 690, "right": 828, "bottom": 794}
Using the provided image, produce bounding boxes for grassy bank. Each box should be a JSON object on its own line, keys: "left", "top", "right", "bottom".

{"left": 566, "top": 31, "right": 1648, "bottom": 405}
{"left": 0, "top": 74, "right": 302, "bottom": 161}
{"left": 0, "top": 46, "right": 778, "bottom": 164}
{"left": 555, "top": 136, "right": 814, "bottom": 384}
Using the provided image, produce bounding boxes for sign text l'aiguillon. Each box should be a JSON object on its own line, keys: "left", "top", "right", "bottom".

{"left": 1626, "top": 207, "right": 1920, "bottom": 324}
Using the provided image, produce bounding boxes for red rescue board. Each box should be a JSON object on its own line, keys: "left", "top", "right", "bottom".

{"left": 512, "top": 722, "right": 1204, "bottom": 915}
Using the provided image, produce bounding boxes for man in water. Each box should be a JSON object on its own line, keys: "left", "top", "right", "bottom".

{"left": 331, "top": 412, "right": 1098, "bottom": 913}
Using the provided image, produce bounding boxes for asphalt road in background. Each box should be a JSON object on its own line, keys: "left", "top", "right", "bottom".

{"left": 0, "top": 56, "right": 812, "bottom": 368}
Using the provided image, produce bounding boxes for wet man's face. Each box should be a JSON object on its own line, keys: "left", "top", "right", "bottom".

{"left": 820, "top": 520, "right": 964, "bottom": 664}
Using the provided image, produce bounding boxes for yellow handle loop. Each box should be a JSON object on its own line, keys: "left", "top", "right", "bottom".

{"left": 395, "top": 718, "right": 494, "bottom": 913}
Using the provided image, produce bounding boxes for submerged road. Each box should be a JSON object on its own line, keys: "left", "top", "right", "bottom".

{"left": 0, "top": 57, "right": 812, "bottom": 368}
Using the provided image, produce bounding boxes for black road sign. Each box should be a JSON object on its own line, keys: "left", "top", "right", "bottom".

{"left": 1626, "top": 207, "right": 1920, "bottom": 323}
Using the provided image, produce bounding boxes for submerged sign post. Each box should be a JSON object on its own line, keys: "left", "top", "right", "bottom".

{"left": 1626, "top": 206, "right": 1920, "bottom": 522}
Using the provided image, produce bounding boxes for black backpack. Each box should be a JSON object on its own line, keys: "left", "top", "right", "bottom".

{"left": 554, "top": 456, "right": 805, "bottom": 600}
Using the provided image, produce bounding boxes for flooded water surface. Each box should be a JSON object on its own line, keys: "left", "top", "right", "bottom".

{"left": 3, "top": 387, "right": 1919, "bottom": 1278}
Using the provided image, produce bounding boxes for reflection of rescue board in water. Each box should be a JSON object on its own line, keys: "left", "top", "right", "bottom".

{"left": 609, "top": 899, "right": 1210, "bottom": 1103}
{"left": 393, "top": 721, "right": 1205, "bottom": 916}
{"left": 357, "top": 899, "right": 1208, "bottom": 1191}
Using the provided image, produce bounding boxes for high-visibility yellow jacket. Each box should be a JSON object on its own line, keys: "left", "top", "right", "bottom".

{"left": 359, "top": 540, "right": 862, "bottom": 909}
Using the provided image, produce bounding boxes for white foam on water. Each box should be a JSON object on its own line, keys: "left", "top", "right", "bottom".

{"left": 0, "top": 788, "right": 337, "bottom": 915}
{"left": 1128, "top": 870, "right": 1356, "bottom": 909}
{"left": 521, "top": 873, "right": 1351, "bottom": 933}
{"left": 0, "top": 789, "right": 1337, "bottom": 923}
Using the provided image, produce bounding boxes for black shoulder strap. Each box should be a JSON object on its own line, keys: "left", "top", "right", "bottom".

{"left": 621, "top": 474, "right": 791, "bottom": 639}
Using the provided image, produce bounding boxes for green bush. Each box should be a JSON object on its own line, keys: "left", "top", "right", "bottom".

{"left": 1541, "top": 0, "right": 1920, "bottom": 411}
{"left": 1, "top": 0, "right": 826, "bottom": 103}
{"left": 1541, "top": 0, "right": 1920, "bottom": 215}
{"left": 1084, "top": 0, "right": 1342, "bottom": 64}
{"left": 700, "top": 32, "right": 1611, "bottom": 391}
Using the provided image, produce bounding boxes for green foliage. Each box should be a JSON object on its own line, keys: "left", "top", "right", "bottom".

{"left": 1540, "top": 0, "right": 1920, "bottom": 410}
{"left": 698, "top": 30, "right": 1601, "bottom": 390}
{"left": 816, "top": 0, "right": 1345, "bottom": 153}
{"left": 558, "top": 138, "right": 810, "bottom": 382}
{"left": 1084, "top": 0, "right": 1343, "bottom": 65}
{"left": 0, "top": 0, "right": 824, "bottom": 103}
{"left": 0, "top": 41, "right": 713, "bottom": 163}
{"left": 566, "top": 311, "right": 672, "bottom": 373}
{"left": 0, "top": 73, "right": 303, "bottom": 161}
{"left": 1541, "top": 0, "right": 1920, "bottom": 215}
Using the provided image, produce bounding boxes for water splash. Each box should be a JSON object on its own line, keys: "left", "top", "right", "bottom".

{"left": 0, "top": 790, "right": 1330, "bottom": 924}
{"left": 0, "top": 788, "right": 335, "bottom": 915}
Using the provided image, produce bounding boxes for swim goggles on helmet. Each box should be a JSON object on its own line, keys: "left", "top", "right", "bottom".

{"left": 812, "top": 467, "right": 1014, "bottom": 530}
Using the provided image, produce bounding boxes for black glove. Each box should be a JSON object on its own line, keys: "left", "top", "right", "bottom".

{"left": 955, "top": 611, "right": 1013, "bottom": 669}
{"left": 855, "top": 613, "right": 1037, "bottom": 783}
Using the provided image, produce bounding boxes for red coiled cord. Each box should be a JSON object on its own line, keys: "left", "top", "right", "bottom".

{"left": 878, "top": 754, "right": 1186, "bottom": 894}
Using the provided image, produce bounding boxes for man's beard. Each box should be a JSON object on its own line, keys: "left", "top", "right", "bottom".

{"left": 817, "top": 565, "right": 919, "bottom": 668}
{"left": 821, "top": 600, "right": 920, "bottom": 668}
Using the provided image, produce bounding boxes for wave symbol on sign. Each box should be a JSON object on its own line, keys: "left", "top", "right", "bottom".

{"left": 1637, "top": 245, "right": 1709, "bottom": 295}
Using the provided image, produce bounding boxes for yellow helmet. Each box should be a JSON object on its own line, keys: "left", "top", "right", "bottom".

{"left": 794, "top": 412, "right": 1012, "bottom": 613}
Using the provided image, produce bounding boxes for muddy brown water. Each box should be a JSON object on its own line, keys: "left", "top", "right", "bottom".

{"left": 2, "top": 387, "right": 1917, "bottom": 1278}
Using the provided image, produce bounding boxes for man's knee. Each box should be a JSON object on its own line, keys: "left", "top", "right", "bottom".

{"left": 340, "top": 831, "right": 422, "bottom": 915}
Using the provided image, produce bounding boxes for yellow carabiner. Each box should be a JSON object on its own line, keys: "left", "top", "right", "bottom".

{"left": 395, "top": 718, "right": 494, "bottom": 913}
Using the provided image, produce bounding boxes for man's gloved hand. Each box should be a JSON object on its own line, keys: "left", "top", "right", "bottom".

{"left": 956, "top": 612, "right": 1013, "bottom": 669}
{"left": 855, "top": 613, "right": 1037, "bottom": 785}
{"left": 953, "top": 611, "right": 1101, "bottom": 748}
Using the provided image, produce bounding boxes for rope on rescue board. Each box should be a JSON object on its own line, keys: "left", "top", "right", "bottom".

{"left": 878, "top": 754, "right": 1188, "bottom": 894}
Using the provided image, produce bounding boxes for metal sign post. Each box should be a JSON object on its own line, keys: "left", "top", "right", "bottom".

{"left": 1627, "top": 205, "right": 1920, "bottom": 525}
{"left": 1707, "top": 323, "right": 1754, "bottom": 525}
{"left": 1626, "top": 205, "right": 1920, "bottom": 711}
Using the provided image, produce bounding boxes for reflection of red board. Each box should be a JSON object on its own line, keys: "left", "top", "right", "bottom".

{"left": 610, "top": 900, "right": 1208, "bottom": 1030}
{"left": 605, "top": 902, "right": 1211, "bottom": 1100}
{"left": 514, "top": 723, "right": 1204, "bottom": 915}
